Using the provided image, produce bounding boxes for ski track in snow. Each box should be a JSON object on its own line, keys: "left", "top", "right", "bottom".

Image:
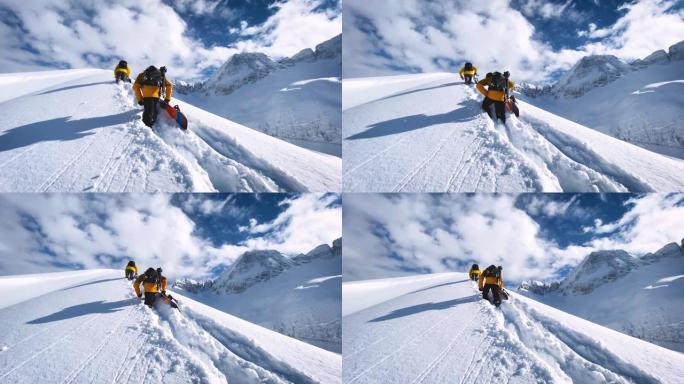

{"left": 343, "top": 274, "right": 684, "bottom": 383}
{"left": 0, "top": 70, "right": 340, "bottom": 192}
{"left": 0, "top": 271, "right": 338, "bottom": 384}
{"left": 342, "top": 74, "right": 684, "bottom": 192}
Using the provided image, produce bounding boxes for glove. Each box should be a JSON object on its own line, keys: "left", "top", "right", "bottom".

{"left": 164, "top": 99, "right": 171, "bottom": 104}
{"left": 162, "top": 290, "right": 167, "bottom": 296}
{"left": 137, "top": 100, "right": 143, "bottom": 106}
{"left": 137, "top": 293, "right": 142, "bottom": 298}
{"left": 478, "top": 287, "right": 483, "bottom": 291}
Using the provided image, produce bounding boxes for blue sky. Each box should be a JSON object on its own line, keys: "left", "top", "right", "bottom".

{"left": 343, "top": 193, "right": 684, "bottom": 283}
{"left": 343, "top": 0, "right": 684, "bottom": 82}
{"left": 0, "top": 193, "right": 341, "bottom": 279}
{"left": 0, "top": 0, "right": 341, "bottom": 79}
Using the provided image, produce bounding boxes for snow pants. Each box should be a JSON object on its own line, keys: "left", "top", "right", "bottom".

{"left": 125, "top": 269, "right": 135, "bottom": 280}
{"left": 482, "top": 284, "right": 501, "bottom": 305}
{"left": 115, "top": 72, "right": 130, "bottom": 83}
{"left": 142, "top": 98, "right": 160, "bottom": 128}
{"left": 482, "top": 97, "right": 506, "bottom": 124}
{"left": 144, "top": 292, "right": 158, "bottom": 306}
{"left": 464, "top": 74, "right": 473, "bottom": 84}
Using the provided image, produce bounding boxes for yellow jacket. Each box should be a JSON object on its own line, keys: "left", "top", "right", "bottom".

{"left": 478, "top": 271, "right": 504, "bottom": 289}
{"left": 133, "top": 72, "right": 173, "bottom": 102}
{"left": 459, "top": 65, "right": 478, "bottom": 76}
{"left": 476, "top": 78, "right": 515, "bottom": 102}
{"left": 114, "top": 66, "right": 131, "bottom": 78}
{"left": 468, "top": 267, "right": 481, "bottom": 278}
{"left": 125, "top": 265, "right": 138, "bottom": 274}
{"left": 133, "top": 274, "right": 167, "bottom": 296}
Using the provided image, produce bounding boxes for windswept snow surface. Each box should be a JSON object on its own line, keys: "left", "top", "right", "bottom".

{"left": 0, "top": 69, "right": 340, "bottom": 192}
{"left": 0, "top": 270, "right": 340, "bottom": 384}
{"left": 342, "top": 273, "right": 684, "bottom": 384}
{"left": 342, "top": 73, "right": 684, "bottom": 192}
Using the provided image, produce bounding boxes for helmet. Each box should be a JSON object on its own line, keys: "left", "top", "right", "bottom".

{"left": 472, "top": 263, "right": 479, "bottom": 269}
{"left": 503, "top": 71, "right": 510, "bottom": 78}
{"left": 131, "top": 261, "right": 135, "bottom": 265}
{"left": 160, "top": 66, "right": 167, "bottom": 74}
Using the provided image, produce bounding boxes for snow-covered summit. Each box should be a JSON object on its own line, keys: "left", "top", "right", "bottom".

{"left": 211, "top": 250, "right": 295, "bottom": 294}
{"left": 552, "top": 55, "right": 632, "bottom": 98}
{"left": 668, "top": 40, "right": 684, "bottom": 60}
{"left": 201, "top": 52, "right": 280, "bottom": 95}
{"left": 558, "top": 250, "right": 639, "bottom": 295}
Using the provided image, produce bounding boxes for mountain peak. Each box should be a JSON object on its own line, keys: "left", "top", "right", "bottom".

{"left": 559, "top": 249, "right": 638, "bottom": 295}
{"left": 552, "top": 55, "right": 631, "bottom": 98}
{"left": 211, "top": 249, "right": 294, "bottom": 294}
{"left": 668, "top": 40, "right": 684, "bottom": 61}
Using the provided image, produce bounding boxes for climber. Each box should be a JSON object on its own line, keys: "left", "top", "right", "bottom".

{"left": 132, "top": 65, "right": 173, "bottom": 127}
{"left": 476, "top": 71, "right": 514, "bottom": 124}
{"left": 125, "top": 261, "right": 138, "bottom": 280}
{"left": 133, "top": 267, "right": 167, "bottom": 307}
{"left": 114, "top": 60, "right": 131, "bottom": 83}
{"left": 478, "top": 265, "right": 504, "bottom": 306}
{"left": 468, "top": 264, "right": 481, "bottom": 281}
{"left": 459, "top": 62, "right": 478, "bottom": 84}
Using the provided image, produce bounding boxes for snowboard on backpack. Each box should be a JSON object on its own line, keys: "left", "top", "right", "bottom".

{"left": 160, "top": 100, "right": 188, "bottom": 130}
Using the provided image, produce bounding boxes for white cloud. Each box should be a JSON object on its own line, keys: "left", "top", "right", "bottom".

{"left": 0, "top": 194, "right": 341, "bottom": 280}
{"left": 0, "top": 0, "right": 340, "bottom": 78}
{"left": 343, "top": 193, "right": 684, "bottom": 283}
{"left": 232, "top": 0, "right": 342, "bottom": 58}
{"left": 344, "top": 0, "right": 684, "bottom": 81}
{"left": 578, "top": 0, "right": 684, "bottom": 60}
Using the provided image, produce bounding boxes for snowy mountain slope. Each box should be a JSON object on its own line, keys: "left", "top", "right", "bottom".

{"left": 0, "top": 270, "right": 340, "bottom": 384}
{"left": 342, "top": 273, "right": 684, "bottom": 384}
{"left": 525, "top": 53, "right": 684, "bottom": 151}
{"left": 519, "top": 241, "right": 684, "bottom": 352}
{"left": 0, "top": 69, "right": 340, "bottom": 192}
{"left": 342, "top": 73, "right": 684, "bottom": 192}
{"left": 551, "top": 55, "right": 632, "bottom": 98}
{"left": 178, "top": 36, "right": 341, "bottom": 153}
{"left": 175, "top": 240, "right": 342, "bottom": 353}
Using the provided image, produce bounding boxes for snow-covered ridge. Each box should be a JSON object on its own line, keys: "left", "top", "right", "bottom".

{"left": 518, "top": 238, "right": 684, "bottom": 352}
{"left": 522, "top": 39, "right": 684, "bottom": 99}
{"left": 174, "top": 35, "right": 341, "bottom": 148}
{"left": 173, "top": 239, "right": 342, "bottom": 352}
{"left": 343, "top": 272, "right": 684, "bottom": 383}
{"left": 0, "top": 270, "right": 341, "bottom": 383}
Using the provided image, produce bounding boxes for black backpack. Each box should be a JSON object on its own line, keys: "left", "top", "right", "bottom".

{"left": 464, "top": 62, "right": 473, "bottom": 70}
{"left": 472, "top": 264, "right": 479, "bottom": 270}
{"left": 143, "top": 268, "right": 159, "bottom": 284}
{"left": 142, "top": 67, "right": 162, "bottom": 87}
{"left": 489, "top": 72, "right": 506, "bottom": 91}
{"left": 118, "top": 60, "right": 127, "bottom": 69}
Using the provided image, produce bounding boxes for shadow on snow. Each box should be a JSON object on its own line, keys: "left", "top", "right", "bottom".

{"left": 0, "top": 110, "right": 138, "bottom": 152}
{"left": 368, "top": 294, "right": 480, "bottom": 322}
{"left": 37, "top": 81, "right": 113, "bottom": 95}
{"left": 27, "top": 298, "right": 136, "bottom": 324}
{"left": 345, "top": 101, "right": 480, "bottom": 140}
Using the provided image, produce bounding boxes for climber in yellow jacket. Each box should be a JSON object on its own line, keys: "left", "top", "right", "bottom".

{"left": 468, "top": 263, "right": 481, "bottom": 281}
{"left": 458, "top": 62, "right": 478, "bottom": 84}
{"left": 125, "top": 261, "right": 138, "bottom": 280}
{"left": 133, "top": 267, "right": 168, "bottom": 306}
{"left": 133, "top": 66, "right": 173, "bottom": 127}
{"left": 476, "top": 71, "right": 515, "bottom": 124}
{"left": 478, "top": 265, "right": 504, "bottom": 306}
{"left": 114, "top": 60, "right": 131, "bottom": 83}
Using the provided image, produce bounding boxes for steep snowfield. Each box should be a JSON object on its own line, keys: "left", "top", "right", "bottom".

{"left": 342, "top": 73, "right": 684, "bottom": 192}
{"left": 0, "top": 270, "right": 340, "bottom": 384}
{"left": 175, "top": 240, "right": 342, "bottom": 353}
{"left": 0, "top": 69, "right": 340, "bottom": 192}
{"left": 343, "top": 273, "right": 684, "bottom": 384}
{"left": 519, "top": 242, "right": 684, "bottom": 352}
{"left": 179, "top": 36, "right": 341, "bottom": 155}
{"left": 526, "top": 59, "right": 684, "bottom": 152}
